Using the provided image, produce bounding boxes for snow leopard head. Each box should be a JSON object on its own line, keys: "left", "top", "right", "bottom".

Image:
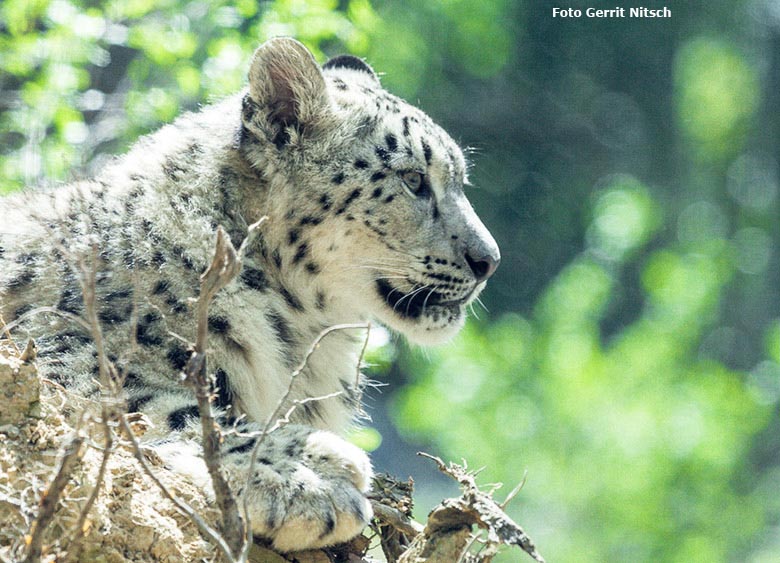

{"left": 239, "top": 38, "right": 500, "bottom": 344}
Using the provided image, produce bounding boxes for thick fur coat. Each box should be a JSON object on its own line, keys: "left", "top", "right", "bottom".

{"left": 0, "top": 38, "right": 499, "bottom": 550}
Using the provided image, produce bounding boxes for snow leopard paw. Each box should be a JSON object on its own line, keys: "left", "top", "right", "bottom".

{"left": 239, "top": 425, "right": 373, "bottom": 552}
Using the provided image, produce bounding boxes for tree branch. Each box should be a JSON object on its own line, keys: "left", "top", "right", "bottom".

{"left": 182, "top": 225, "right": 261, "bottom": 559}
{"left": 117, "top": 415, "right": 236, "bottom": 561}
{"left": 411, "top": 453, "right": 545, "bottom": 563}
{"left": 22, "top": 435, "right": 85, "bottom": 563}
{"left": 239, "top": 321, "right": 371, "bottom": 562}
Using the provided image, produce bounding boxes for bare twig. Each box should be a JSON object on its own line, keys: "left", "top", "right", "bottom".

{"left": 117, "top": 414, "right": 235, "bottom": 560}
{"left": 258, "top": 322, "right": 371, "bottom": 436}
{"left": 0, "top": 313, "right": 21, "bottom": 352}
{"left": 157, "top": 220, "right": 264, "bottom": 561}
{"left": 413, "top": 453, "right": 545, "bottom": 563}
{"left": 22, "top": 434, "right": 85, "bottom": 563}
{"left": 1, "top": 307, "right": 91, "bottom": 335}
{"left": 371, "top": 501, "right": 424, "bottom": 537}
{"left": 53, "top": 244, "right": 121, "bottom": 562}
{"left": 268, "top": 391, "right": 345, "bottom": 432}
{"left": 195, "top": 228, "right": 242, "bottom": 350}
{"left": 500, "top": 470, "right": 528, "bottom": 510}
{"left": 23, "top": 243, "right": 118, "bottom": 563}
{"left": 64, "top": 418, "right": 114, "bottom": 562}
{"left": 239, "top": 321, "right": 371, "bottom": 562}
{"left": 182, "top": 225, "right": 260, "bottom": 559}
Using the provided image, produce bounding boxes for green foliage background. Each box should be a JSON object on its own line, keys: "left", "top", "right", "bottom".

{"left": 2, "top": 0, "right": 779, "bottom": 561}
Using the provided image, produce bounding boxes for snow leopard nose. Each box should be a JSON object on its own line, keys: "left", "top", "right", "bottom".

{"left": 465, "top": 251, "right": 500, "bottom": 283}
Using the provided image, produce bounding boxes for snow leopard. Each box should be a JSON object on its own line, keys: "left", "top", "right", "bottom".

{"left": 0, "top": 38, "right": 500, "bottom": 551}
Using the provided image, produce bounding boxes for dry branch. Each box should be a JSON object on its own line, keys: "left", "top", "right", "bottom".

{"left": 117, "top": 414, "right": 235, "bottom": 561}
{"left": 22, "top": 244, "right": 113, "bottom": 563}
{"left": 367, "top": 461, "right": 543, "bottom": 563}
{"left": 183, "top": 226, "right": 251, "bottom": 559}
{"left": 0, "top": 314, "right": 19, "bottom": 352}
{"left": 369, "top": 473, "right": 421, "bottom": 562}
{"left": 171, "top": 220, "right": 263, "bottom": 561}
{"left": 398, "top": 453, "right": 545, "bottom": 563}
{"left": 22, "top": 435, "right": 85, "bottom": 563}
{"left": 239, "top": 320, "right": 371, "bottom": 562}
{"left": 53, "top": 243, "right": 120, "bottom": 562}
{"left": 371, "top": 501, "right": 423, "bottom": 538}
{"left": 63, "top": 417, "right": 113, "bottom": 562}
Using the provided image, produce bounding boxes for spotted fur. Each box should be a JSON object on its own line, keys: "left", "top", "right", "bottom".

{"left": 0, "top": 38, "right": 499, "bottom": 551}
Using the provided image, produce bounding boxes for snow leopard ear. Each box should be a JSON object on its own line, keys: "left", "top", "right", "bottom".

{"left": 248, "top": 38, "right": 330, "bottom": 128}
{"left": 322, "top": 55, "right": 379, "bottom": 83}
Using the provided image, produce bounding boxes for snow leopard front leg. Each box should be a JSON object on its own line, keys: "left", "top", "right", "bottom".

{"left": 154, "top": 421, "right": 373, "bottom": 552}
{"left": 233, "top": 425, "right": 373, "bottom": 551}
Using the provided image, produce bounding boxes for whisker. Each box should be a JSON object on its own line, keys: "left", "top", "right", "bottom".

{"left": 358, "top": 256, "right": 416, "bottom": 265}
{"left": 421, "top": 287, "right": 437, "bottom": 314}
{"left": 340, "top": 264, "right": 408, "bottom": 276}
{"left": 371, "top": 275, "right": 408, "bottom": 282}
{"left": 399, "top": 284, "right": 432, "bottom": 315}
{"left": 392, "top": 284, "right": 427, "bottom": 313}
{"left": 343, "top": 262, "right": 408, "bottom": 271}
{"left": 386, "top": 284, "right": 412, "bottom": 309}
{"left": 350, "top": 260, "right": 411, "bottom": 270}
{"left": 391, "top": 284, "right": 419, "bottom": 312}
{"left": 404, "top": 289, "right": 426, "bottom": 316}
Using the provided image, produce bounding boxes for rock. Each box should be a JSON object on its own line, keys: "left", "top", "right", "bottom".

{"left": 0, "top": 342, "right": 40, "bottom": 425}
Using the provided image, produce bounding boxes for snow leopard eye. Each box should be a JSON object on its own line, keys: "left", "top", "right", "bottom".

{"left": 400, "top": 171, "right": 429, "bottom": 198}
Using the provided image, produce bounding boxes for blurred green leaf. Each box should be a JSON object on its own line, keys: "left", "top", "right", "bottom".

{"left": 675, "top": 37, "right": 759, "bottom": 163}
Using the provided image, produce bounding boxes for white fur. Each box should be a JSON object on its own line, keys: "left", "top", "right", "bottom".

{"left": 0, "top": 37, "right": 499, "bottom": 551}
